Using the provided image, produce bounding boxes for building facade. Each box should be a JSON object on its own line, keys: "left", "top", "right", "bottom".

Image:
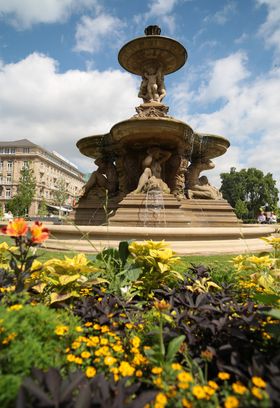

{"left": 0, "top": 139, "right": 85, "bottom": 216}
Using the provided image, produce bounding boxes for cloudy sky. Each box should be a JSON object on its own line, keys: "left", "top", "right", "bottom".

{"left": 0, "top": 0, "right": 279, "bottom": 188}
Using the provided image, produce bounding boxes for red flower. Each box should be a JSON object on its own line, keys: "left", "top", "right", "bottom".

{"left": 2, "top": 218, "right": 28, "bottom": 237}
{"left": 30, "top": 222, "right": 49, "bottom": 243}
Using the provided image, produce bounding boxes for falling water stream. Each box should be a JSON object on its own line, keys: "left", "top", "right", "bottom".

{"left": 140, "top": 186, "right": 166, "bottom": 227}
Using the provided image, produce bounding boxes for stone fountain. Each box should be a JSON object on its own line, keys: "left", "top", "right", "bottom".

{"left": 44, "top": 26, "right": 276, "bottom": 255}
{"left": 74, "top": 25, "right": 237, "bottom": 228}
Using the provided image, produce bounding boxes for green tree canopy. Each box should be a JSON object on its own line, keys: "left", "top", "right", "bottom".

{"left": 6, "top": 163, "right": 36, "bottom": 216}
{"left": 220, "top": 167, "right": 279, "bottom": 219}
{"left": 53, "top": 178, "right": 68, "bottom": 216}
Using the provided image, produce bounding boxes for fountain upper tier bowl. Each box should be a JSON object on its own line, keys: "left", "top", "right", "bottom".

{"left": 118, "top": 35, "right": 187, "bottom": 76}
{"left": 77, "top": 117, "right": 230, "bottom": 160}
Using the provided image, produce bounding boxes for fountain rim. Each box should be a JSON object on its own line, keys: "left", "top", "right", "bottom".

{"left": 118, "top": 34, "right": 188, "bottom": 76}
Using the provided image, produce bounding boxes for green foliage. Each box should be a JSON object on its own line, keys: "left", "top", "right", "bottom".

{"left": 53, "top": 178, "right": 68, "bottom": 212}
{"left": 6, "top": 163, "right": 36, "bottom": 216}
{"left": 234, "top": 198, "right": 248, "bottom": 219}
{"left": 0, "top": 304, "right": 80, "bottom": 406}
{"left": 220, "top": 167, "right": 279, "bottom": 219}
{"left": 37, "top": 197, "right": 48, "bottom": 216}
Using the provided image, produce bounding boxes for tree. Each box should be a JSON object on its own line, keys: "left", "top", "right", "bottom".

{"left": 53, "top": 178, "right": 68, "bottom": 217}
{"left": 220, "top": 167, "right": 279, "bottom": 219}
{"left": 38, "top": 197, "right": 48, "bottom": 217}
{"left": 6, "top": 164, "right": 36, "bottom": 216}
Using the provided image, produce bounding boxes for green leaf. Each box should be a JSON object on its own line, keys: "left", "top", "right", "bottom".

{"left": 126, "top": 267, "right": 141, "bottom": 281}
{"left": 166, "top": 335, "right": 186, "bottom": 363}
{"left": 265, "top": 308, "right": 280, "bottom": 320}
{"left": 118, "top": 241, "right": 130, "bottom": 266}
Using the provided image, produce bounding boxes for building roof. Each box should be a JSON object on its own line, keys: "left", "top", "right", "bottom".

{"left": 0, "top": 138, "right": 84, "bottom": 177}
{"left": 0, "top": 139, "right": 38, "bottom": 148}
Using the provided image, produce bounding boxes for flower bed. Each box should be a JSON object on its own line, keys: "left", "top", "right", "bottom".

{"left": 0, "top": 218, "right": 279, "bottom": 407}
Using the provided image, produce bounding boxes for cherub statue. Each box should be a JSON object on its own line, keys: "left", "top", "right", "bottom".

{"left": 138, "top": 65, "right": 166, "bottom": 103}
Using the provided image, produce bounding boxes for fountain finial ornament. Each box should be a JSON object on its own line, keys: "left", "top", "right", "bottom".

{"left": 144, "top": 25, "right": 161, "bottom": 36}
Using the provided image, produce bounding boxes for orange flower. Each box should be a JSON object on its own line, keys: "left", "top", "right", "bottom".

{"left": 30, "top": 222, "right": 49, "bottom": 243}
{"left": 2, "top": 218, "right": 28, "bottom": 237}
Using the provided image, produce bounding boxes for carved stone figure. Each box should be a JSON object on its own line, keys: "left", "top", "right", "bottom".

{"left": 170, "top": 153, "right": 189, "bottom": 200}
{"left": 83, "top": 157, "right": 118, "bottom": 197}
{"left": 188, "top": 176, "right": 223, "bottom": 200}
{"left": 138, "top": 65, "right": 166, "bottom": 103}
{"left": 133, "top": 147, "right": 171, "bottom": 193}
{"left": 185, "top": 158, "right": 215, "bottom": 189}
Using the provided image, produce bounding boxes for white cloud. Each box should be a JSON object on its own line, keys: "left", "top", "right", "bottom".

{"left": 133, "top": 0, "right": 182, "bottom": 34}
{"left": 171, "top": 53, "right": 280, "bottom": 189}
{"left": 204, "top": 1, "right": 237, "bottom": 25}
{"left": 74, "top": 14, "right": 125, "bottom": 53}
{"left": 256, "top": 0, "right": 280, "bottom": 60}
{"left": 0, "top": 0, "right": 98, "bottom": 29}
{"left": 0, "top": 53, "right": 139, "bottom": 172}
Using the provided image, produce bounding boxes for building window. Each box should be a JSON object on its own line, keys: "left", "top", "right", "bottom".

{"left": 6, "top": 174, "right": 12, "bottom": 183}
{"left": 0, "top": 160, "right": 3, "bottom": 171}
{"left": 0, "top": 148, "right": 15, "bottom": 154}
{"left": 5, "top": 188, "right": 11, "bottom": 198}
{"left": 23, "top": 147, "right": 30, "bottom": 153}
{"left": 7, "top": 160, "right": 13, "bottom": 171}
{"left": 23, "top": 161, "right": 29, "bottom": 169}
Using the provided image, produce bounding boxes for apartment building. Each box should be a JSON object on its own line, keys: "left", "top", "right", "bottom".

{"left": 0, "top": 139, "right": 85, "bottom": 216}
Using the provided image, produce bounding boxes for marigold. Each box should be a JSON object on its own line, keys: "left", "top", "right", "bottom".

{"left": 232, "top": 382, "right": 247, "bottom": 395}
{"left": 131, "top": 336, "right": 141, "bottom": 348}
{"left": 251, "top": 376, "right": 266, "bottom": 388}
{"left": 152, "top": 367, "right": 163, "bottom": 374}
{"left": 8, "top": 304, "right": 23, "bottom": 311}
{"left": 251, "top": 387, "right": 263, "bottom": 399}
{"left": 224, "top": 395, "right": 239, "bottom": 408}
{"left": 177, "top": 371, "right": 193, "bottom": 383}
{"left": 104, "top": 356, "right": 117, "bottom": 366}
{"left": 208, "top": 381, "right": 218, "bottom": 390}
{"left": 182, "top": 398, "right": 192, "bottom": 408}
{"left": 30, "top": 221, "right": 49, "bottom": 243}
{"left": 81, "top": 351, "right": 91, "bottom": 359}
{"left": 218, "top": 372, "right": 230, "bottom": 380}
{"left": 155, "top": 392, "right": 167, "bottom": 407}
{"left": 86, "top": 366, "right": 96, "bottom": 378}
{"left": 192, "top": 385, "right": 207, "bottom": 399}
{"left": 55, "top": 325, "right": 69, "bottom": 336}
{"left": 119, "top": 361, "right": 135, "bottom": 377}
{"left": 2, "top": 218, "right": 28, "bottom": 237}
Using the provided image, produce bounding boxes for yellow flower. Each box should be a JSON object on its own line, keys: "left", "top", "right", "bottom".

{"left": 55, "top": 325, "right": 69, "bottom": 336}
{"left": 171, "top": 363, "right": 182, "bottom": 371}
{"left": 208, "top": 381, "right": 219, "bottom": 390}
{"left": 182, "top": 398, "right": 192, "bottom": 408}
{"left": 104, "top": 356, "right": 117, "bottom": 366}
{"left": 192, "top": 385, "right": 207, "bottom": 399}
{"left": 86, "top": 366, "right": 96, "bottom": 378}
{"left": 66, "top": 354, "right": 76, "bottom": 362}
{"left": 84, "top": 322, "right": 92, "bottom": 327}
{"left": 251, "top": 376, "right": 266, "bottom": 388}
{"left": 155, "top": 392, "right": 167, "bottom": 406}
{"left": 136, "top": 369, "right": 143, "bottom": 377}
{"left": 152, "top": 367, "right": 163, "bottom": 374}
{"left": 81, "top": 351, "right": 91, "bottom": 359}
{"left": 71, "top": 341, "right": 81, "bottom": 349}
{"left": 101, "top": 325, "right": 109, "bottom": 333}
{"left": 93, "top": 324, "right": 101, "bottom": 330}
{"left": 177, "top": 371, "right": 193, "bottom": 383}
{"left": 224, "top": 395, "right": 239, "bottom": 408}
{"left": 74, "top": 357, "right": 83, "bottom": 365}
{"left": 100, "top": 338, "right": 109, "bottom": 345}
{"left": 119, "top": 361, "right": 135, "bottom": 377}
{"left": 131, "top": 336, "right": 141, "bottom": 348}
{"left": 75, "top": 326, "right": 83, "bottom": 332}
{"left": 8, "top": 304, "right": 23, "bottom": 311}
{"left": 125, "top": 323, "right": 133, "bottom": 329}
{"left": 153, "top": 377, "right": 163, "bottom": 387}
{"left": 113, "top": 344, "right": 124, "bottom": 353}
{"left": 232, "top": 382, "right": 247, "bottom": 395}
{"left": 251, "top": 387, "right": 263, "bottom": 399}
{"left": 218, "top": 372, "right": 230, "bottom": 380}
{"left": 178, "top": 382, "right": 189, "bottom": 390}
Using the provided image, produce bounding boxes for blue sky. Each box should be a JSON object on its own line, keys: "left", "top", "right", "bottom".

{"left": 0, "top": 0, "right": 279, "bottom": 189}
